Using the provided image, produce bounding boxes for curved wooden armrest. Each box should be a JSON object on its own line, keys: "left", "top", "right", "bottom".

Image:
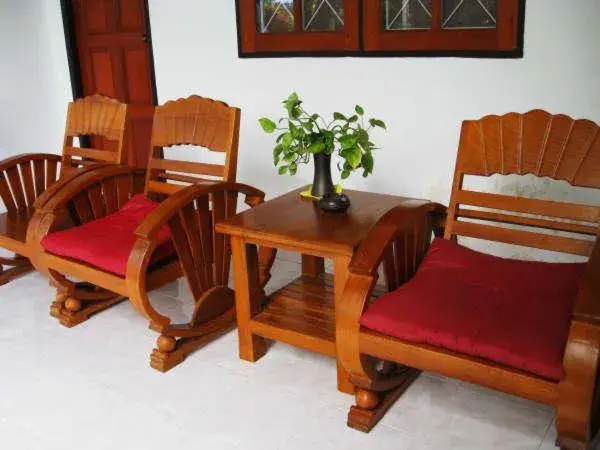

{"left": 27, "top": 165, "right": 144, "bottom": 251}
{"left": 572, "top": 236, "right": 600, "bottom": 326}
{"left": 0, "top": 153, "right": 61, "bottom": 171}
{"left": 0, "top": 153, "right": 62, "bottom": 213}
{"left": 125, "top": 182, "right": 266, "bottom": 326}
{"left": 34, "top": 165, "right": 141, "bottom": 215}
{"left": 337, "top": 200, "right": 446, "bottom": 384}
{"left": 134, "top": 182, "right": 265, "bottom": 241}
{"left": 349, "top": 201, "right": 446, "bottom": 276}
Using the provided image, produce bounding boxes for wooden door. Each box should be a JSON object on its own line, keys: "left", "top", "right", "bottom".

{"left": 68, "top": 0, "right": 157, "bottom": 168}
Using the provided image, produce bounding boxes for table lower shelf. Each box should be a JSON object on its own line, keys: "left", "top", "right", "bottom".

{"left": 250, "top": 273, "right": 384, "bottom": 357}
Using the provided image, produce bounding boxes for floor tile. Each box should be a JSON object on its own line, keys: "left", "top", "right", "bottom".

{"left": 0, "top": 268, "right": 562, "bottom": 450}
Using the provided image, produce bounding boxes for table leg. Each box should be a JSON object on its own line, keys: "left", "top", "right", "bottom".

{"left": 334, "top": 254, "right": 354, "bottom": 395}
{"left": 302, "top": 254, "right": 325, "bottom": 277}
{"left": 231, "top": 236, "right": 267, "bottom": 362}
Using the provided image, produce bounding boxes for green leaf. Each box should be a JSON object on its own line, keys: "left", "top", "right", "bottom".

{"left": 369, "top": 118, "right": 387, "bottom": 130}
{"left": 289, "top": 121, "right": 302, "bottom": 139}
{"left": 345, "top": 146, "right": 362, "bottom": 169}
{"left": 289, "top": 162, "right": 298, "bottom": 175}
{"left": 278, "top": 165, "right": 289, "bottom": 175}
{"left": 308, "top": 140, "right": 325, "bottom": 154}
{"left": 348, "top": 115, "right": 359, "bottom": 123}
{"left": 284, "top": 92, "right": 301, "bottom": 118}
{"left": 273, "top": 144, "right": 283, "bottom": 158}
{"left": 287, "top": 92, "right": 299, "bottom": 104}
{"left": 362, "top": 151, "right": 374, "bottom": 174}
{"left": 355, "top": 105, "right": 364, "bottom": 116}
{"left": 333, "top": 112, "right": 347, "bottom": 121}
{"left": 302, "top": 121, "right": 314, "bottom": 132}
{"left": 259, "top": 117, "right": 277, "bottom": 133}
{"left": 281, "top": 133, "right": 293, "bottom": 150}
{"left": 339, "top": 134, "right": 358, "bottom": 150}
{"left": 341, "top": 170, "right": 351, "bottom": 180}
{"left": 356, "top": 128, "right": 370, "bottom": 148}
{"left": 283, "top": 153, "right": 297, "bottom": 163}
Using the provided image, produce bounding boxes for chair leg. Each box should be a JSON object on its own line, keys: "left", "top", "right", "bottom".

{"left": 149, "top": 286, "right": 237, "bottom": 372}
{"left": 556, "top": 321, "right": 600, "bottom": 450}
{"left": 50, "top": 283, "right": 125, "bottom": 328}
{"left": 557, "top": 436, "right": 588, "bottom": 450}
{"left": 0, "top": 255, "right": 33, "bottom": 286}
{"left": 348, "top": 367, "right": 420, "bottom": 433}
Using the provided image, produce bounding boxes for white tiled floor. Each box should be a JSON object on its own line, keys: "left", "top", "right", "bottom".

{"left": 0, "top": 254, "right": 571, "bottom": 449}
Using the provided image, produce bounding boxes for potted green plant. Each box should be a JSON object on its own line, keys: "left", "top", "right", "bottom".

{"left": 259, "top": 92, "right": 386, "bottom": 212}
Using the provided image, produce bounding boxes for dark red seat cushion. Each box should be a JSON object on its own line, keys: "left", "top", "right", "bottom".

{"left": 41, "top": 194, "right": 174, "bottom": 277}
{"left": 360, "top": 238, "right": 585, "bottom": 381}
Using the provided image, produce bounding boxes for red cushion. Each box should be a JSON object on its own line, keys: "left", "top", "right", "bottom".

{"left": 360, "top": 238, "right": 585, "bottom": 381}
{"left": 41, "top": 194, "right": 174, "bottom": 277}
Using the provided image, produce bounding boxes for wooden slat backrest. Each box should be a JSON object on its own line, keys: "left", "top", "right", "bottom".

{"left": 0, "top": 154, "right": 62, "bottom": 213}
{"left": 144, "top": 95, "right": 241, "bottom": 197}
{"left": 61, "top": 94, "right": 128, "bottom": 175}
{"left": 445, "top": 110, "right": 600, "bottom": 257}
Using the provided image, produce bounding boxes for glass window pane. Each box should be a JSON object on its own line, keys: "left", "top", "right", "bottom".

{"left": 442, "top": 0, "right": 497, "bottom": 29}
{"left": 382, "top": 0, "right": 433, "bottom": 30}
{"left": 303, "top": 0, "right": 345, "bottom": 32}
{"left": 256, "top": 0, "right": 295, "bottom": 33}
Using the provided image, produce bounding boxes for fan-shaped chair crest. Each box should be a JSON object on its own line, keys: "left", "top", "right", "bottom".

{"left": 459, "top": 110, "right": 600, "bottom": 188}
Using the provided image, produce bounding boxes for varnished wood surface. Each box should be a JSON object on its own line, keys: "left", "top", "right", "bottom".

{"left": 252, "top": 273, "right": 386, "bottom": 358}
{"left": 217, "top": 187, "right": 415, "bottom": 257}
{"left": 27, "top": 95, "right": 244, "bottom": 372}
{"left": 362, "top": 0, "right": 521, "bottom": 52}
{"left": 445, "top": 111, "right": 600, "bottom": 257}
{"left": 145, "top": 95, "right": 240, "bottom": 196}
{"left": 0, "top": 210, "right": 34, "bottom": 253}
{"left": 61, "top": 94, "right": 128, "bottom": 174}
{"left": 221, "top": 187, "right": 410, "bottom": 394}
{"left": 0, "top": 95, "right": 128, "bottom": 286}
{"left": 338, "top": 111, "right": 600, "bottom": 449}
{"left": 253, "top": 274, "right": 337, "bottom": 355}
{"left": 237, "top": 0, "right": 360, "bottom": 54}
{"left": 69, "top": 0, "right": 155, "bottom": 167}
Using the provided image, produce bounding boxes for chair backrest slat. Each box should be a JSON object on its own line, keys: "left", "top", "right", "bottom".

{"left": 144, "top": 95, "right": 240, "bottom": 197}
{"left": 149, "top": 158, "right": 225, "bottom": 178}
{"left": 63, "top": 146, "right": 120, "bottom": 163}
{"left": 61, "top": 94, "right": 128, "bottom": 175}
{"left": 456, "top": 207, "right": 598, "bottom": 236}
{"left": 445, "top": 110, "right": 600, "bottom": 256}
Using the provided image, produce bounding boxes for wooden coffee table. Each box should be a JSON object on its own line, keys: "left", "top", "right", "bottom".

{"left": 215, "top": 187, "right": 414, "bottom": 394}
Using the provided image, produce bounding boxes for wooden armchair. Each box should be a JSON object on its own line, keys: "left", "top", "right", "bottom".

{"left": 26, "top": 95, "right": 263, "bottom": 371}
{"left": 0, "top": 95, "right": 127, "bottom": 285}
{"left": 338, "top": 110, "right": 600, "bottom": 449}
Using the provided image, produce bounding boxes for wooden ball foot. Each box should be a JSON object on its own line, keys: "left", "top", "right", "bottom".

{"left": 356, "top": 389, "right": 379, "bottom": 410}
{"left": 157, "top": 335, "right": 177, "bottom": 353}
{"left": 64, "top": 298, "right": 82, "bottom": 312}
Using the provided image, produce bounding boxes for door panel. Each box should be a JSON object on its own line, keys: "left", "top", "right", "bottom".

{"left": 123, "top": 47, "right": 153, "bottom": 103}
{"left": 89, "top": 50, "right": 118, "bottom": 97}
{"left": 70, "top": 0, "right": 156, "bottom": 168}
{"left": 119, "top": 1, "right": 144, "bottom": 30}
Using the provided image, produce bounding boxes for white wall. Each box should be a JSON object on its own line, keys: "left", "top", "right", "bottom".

{"left": 0, "top": 0, "right": 598, "bottom": 259}
{"left": 148, "top": 0, "right": 600, "bottom": 207}
{"left": 0, "top": 0, "right": 72, "bottom": 159}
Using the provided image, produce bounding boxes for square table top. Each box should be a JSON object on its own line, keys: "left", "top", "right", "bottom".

{"left": 215, "top": 187, "right": 419, "bottom": 257}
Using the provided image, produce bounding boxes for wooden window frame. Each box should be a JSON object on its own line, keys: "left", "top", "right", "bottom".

{"left": 237, "top": 0, "right": 360, "bottom": 54}
{"left": 237, "top": 0, "right": 526, "bottom": 58}
{"left": 363, "top": 0, "right": 522, "bottom": 53}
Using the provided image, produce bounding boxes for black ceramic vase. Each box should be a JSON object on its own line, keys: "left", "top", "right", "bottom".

{"left": 311, "top": 152, "right": 351, "bottom": 213}
{"left": 310, "top": 152, "right": 335, "bottom": 198}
